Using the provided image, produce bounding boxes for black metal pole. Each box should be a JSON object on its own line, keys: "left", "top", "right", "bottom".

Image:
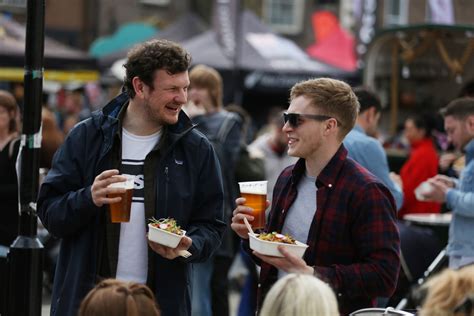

{"left": 232, "top": 0, "right": 242, "bottom": 105}
{"left": 6, "top": 0, "right": 45, "bottom": 315}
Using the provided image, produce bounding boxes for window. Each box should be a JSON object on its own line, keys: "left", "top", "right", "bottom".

{"left": 139, "top": 0, "right": 170, "bottom": 6}
{"left": 262, "top": 0, "right": 304, "bottom": 35}
{"left": 384, "top": 0, "right": 408, "bottom": 26}
{"left": 0, "top": 0, "right": 26, "bottom": 9}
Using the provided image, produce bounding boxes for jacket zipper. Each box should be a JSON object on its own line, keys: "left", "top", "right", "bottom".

{"left": 164, "top": 166, "right": 169, "bottom": 217}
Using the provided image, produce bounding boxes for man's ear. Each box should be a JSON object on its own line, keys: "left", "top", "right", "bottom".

{"left": 467, "top": 115, "right": 474, "bottom": 135}
{"left": 132, "top": 77, "right": 144, "bottom": 97}
{"left": 323, "top": 118, "right": 338, "bottom": 136}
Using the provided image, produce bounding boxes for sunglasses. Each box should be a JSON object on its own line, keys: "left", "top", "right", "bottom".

{"left": 283, "top": 112, "right": 340, "bottom": 128}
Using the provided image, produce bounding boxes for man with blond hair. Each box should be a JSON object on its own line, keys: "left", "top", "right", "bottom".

{"left": 232, "top": 78, "right": 400, "bottom": 314}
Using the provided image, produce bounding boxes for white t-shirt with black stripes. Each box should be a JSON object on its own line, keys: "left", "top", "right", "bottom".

{"left": 116, "top": 128, "right": 160, "bottom": 283}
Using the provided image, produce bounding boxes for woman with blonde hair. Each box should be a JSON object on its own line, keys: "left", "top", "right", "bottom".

{"left": 260, "top": 273, "right": 339, "bottom": 316}
{"left": 420, "top": 265, "right": 474, "bottom": 316}
{"left": 78, "top": 279, "right": 160, "bottom": 316}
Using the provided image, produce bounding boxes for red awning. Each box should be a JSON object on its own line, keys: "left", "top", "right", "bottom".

{"left": 306, "top": 11, "right": 357, "bottom": 72}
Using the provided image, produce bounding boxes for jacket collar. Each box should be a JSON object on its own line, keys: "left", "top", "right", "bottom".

{"left": 465, "top": 139, "right": 474, "bottom": 163}
{"left": 291, "top": 144, "right": 348, "bottom": 189}
{"left": 353, "top": 124, "right": 366, "bottom": 135}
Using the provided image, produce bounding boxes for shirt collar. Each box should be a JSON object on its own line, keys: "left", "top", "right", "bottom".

{"left": 464, "top": 139, "right": 474, "bottom": 163}
{"left": 353, "top": 124, "right": 365, "bottom": 134}
{"left": 291, "top": 144, "right": 348, "bottom": 189}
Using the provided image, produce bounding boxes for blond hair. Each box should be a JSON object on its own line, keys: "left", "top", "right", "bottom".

{"left": 290, "top": 78, "right": 359, "bottom": 138}
{"left": 189, "top": 64, "right": 223, "bottom": 109}
{"left": 260, "top": 274, "right": 339, "bottom": 316}
{"left": 78, "top": 279, "right": 160, "bottom": 316}
{"left": 420, "top": 265, "right": 474, "bottom": 316}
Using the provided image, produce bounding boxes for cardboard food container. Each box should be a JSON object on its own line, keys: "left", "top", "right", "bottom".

{"left": 249, "top": 233, "right": 308, "bottom": 258}
{"left": 148, "top": 223, "right": 186, "bottom": 248}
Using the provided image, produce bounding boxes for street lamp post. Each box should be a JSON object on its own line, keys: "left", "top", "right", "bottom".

{"left": 6, "top": 0, "right": 45, "bottom": 315}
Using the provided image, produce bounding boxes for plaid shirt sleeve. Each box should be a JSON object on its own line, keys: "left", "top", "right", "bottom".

{"left": 314, "top": 181, "right": 400, "bottom": 299}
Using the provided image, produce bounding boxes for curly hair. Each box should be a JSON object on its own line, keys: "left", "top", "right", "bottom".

{"left": 123, "top": 39, "right": 191, "bottom": 98}
{"left": 78, "top": 279, "right": 160, "bottom": 316}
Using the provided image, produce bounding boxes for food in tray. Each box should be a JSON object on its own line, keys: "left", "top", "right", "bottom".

{"left": 256, "top": 232, "right": 296, "bottom": 244}
{"left": 149, "top": 217, "right": 185, "bottom": 236}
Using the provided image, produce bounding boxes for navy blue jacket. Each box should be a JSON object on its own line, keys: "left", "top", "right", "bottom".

{"left": 37, "top": 93, "right": 226, "bottom": 316}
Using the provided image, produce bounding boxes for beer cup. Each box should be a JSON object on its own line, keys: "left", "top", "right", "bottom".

{"left": 107, "top": 175, "right": 135, "bottom": 223}
{"left": 238, "top": 181, "right": 267, "bottom": 230}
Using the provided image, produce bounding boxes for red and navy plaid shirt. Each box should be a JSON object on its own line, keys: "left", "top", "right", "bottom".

{"left": 247, "top": 144, "right": 400, "bottom": 315}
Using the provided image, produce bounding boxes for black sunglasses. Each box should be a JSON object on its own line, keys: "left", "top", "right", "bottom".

{"left": 283, "top": 112, "right": 340, "bottom": 128}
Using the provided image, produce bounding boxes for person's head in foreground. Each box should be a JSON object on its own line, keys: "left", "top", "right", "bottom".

{"left": 259, "top": 273, "right": 339, "bottom": 316}
{"left": 78, "top": 279, "right": 161, "bottom": 316}
{"left": 419, "top": 265, "right": 474, "bottom": 316}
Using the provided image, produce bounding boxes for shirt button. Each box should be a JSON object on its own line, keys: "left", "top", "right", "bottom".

{"left": 258, "top": 283, "right": 261, "bottom": 288}
{"left": 328, "top": 184, "right": 333, "bottom": 188}
{"left": 281, "top": 209, "right": 285, "bottom": 214}
{"left": 338, "top": 293, "right": 342, "bottom": 297}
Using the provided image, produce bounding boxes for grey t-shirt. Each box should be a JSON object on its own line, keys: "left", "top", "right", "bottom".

{"left": 278, "top": 172, "right": 317, "bottom": 278}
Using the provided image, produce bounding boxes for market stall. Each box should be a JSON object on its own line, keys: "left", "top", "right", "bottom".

{"left": 0, "top": 14, "right": 98, "bottom": 83}
{"left": 364, "top": 24, "right": 474, "bottom": 136}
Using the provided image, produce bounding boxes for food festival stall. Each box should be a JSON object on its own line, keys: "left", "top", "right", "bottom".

{"left": 0, "top": 14, "right": 98, "bottom": 83}
{"left": 363, "top": 24, "right": 474, "bottom": 171}
{"left": 364, "top": 24, "right": 474, "bottom": 136}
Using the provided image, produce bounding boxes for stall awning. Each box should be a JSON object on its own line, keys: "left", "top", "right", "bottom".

{"left": 0, "top": 67, "right": 100, "bottom": 82}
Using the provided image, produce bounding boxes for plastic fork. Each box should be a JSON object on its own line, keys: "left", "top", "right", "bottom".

{"left": 243, "top": 217, "right": 256, "bottom": 237}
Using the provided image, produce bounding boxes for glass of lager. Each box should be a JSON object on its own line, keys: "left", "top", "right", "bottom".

{"left": 107, "top": 175, "right": 135, "bottom": 223}
{"left": 238, "top": 181, "right": 267, "bottom": 230}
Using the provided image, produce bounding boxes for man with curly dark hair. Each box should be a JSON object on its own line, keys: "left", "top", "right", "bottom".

{"left": 38, "top": 39, "right": 226, "bottom": 316}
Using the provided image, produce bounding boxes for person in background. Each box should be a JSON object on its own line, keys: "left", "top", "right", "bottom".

{"left": 344, "top": 87, "right": 404, "bottom": 210}
{"left": 248, "top": 106, "right": 297, "bottom": 202}
{"left": 234, "top": 106, "right": 287, "bottom": 316}
{"left": 419, "top": 265, "right": 474, "bottom": 316}
{"left": 61, "top": 84, "right": 91, "bottom": 135}
{"left": 0, "top": 90, "right": 21, "bottom": 248}
{"left": 37, "top": 40, "right": 225, "bottom": 316}
{"left": 41, "top": 92, "right": 64, "bottom": 169}
{"left": 422, "top": 98, "right": 474, "bottom": 270}
{"left": 260, "top": 273, "right": 339, "bottom": 316}
{"left": 396, "top": 113, "right": 441, "bottom": 218}
{"left": 187, "top": 64, "right": 242, "bottom": 316}
{"left": 78, "top": 279, "right": 161, "bottom": 316}
{"left": 232, "top": 78, "right": 400, "bottom": 314}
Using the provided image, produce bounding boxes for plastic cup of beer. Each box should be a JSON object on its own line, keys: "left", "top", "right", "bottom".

{"left": 107, "top": 175, "right": 135, "bottom": 223}
{"left": 238, "top": 181, "right": 267, "bottom": 230}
